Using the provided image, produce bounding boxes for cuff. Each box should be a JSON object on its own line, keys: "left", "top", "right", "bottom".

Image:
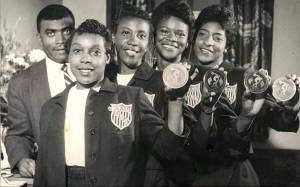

{"left": 153, "top": 127, "right": 186, "bottom": 161}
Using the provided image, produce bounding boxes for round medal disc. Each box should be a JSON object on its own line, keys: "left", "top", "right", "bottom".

{"left": 272, "top": 77, "right": 296, "bottom": 102}
{"left": 162, "top": 63, "right": 189, "bottom": 89}
{"left": 203, "top": 69, "right": 227, "bottom": 93}
{"left": 244, "top": 71, "right": 269, "bottom": 94}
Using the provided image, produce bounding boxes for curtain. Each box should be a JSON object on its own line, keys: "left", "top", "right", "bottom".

{"left": 221, "top": 0, "right": 274, "bottom": 140}
{"left": 222, "top": 0, "right": 274, "bottom": 73}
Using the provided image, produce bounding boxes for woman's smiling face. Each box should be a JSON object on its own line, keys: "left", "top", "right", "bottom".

{"left": 155, "top": 16, "right": 189, "bottom": 62}
{"left": 193, "top": 21, "right": 227, "bottom": 66}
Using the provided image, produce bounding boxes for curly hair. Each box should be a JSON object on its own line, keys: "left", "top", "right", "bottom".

{"left": 66, "top": 19, "right": 112, "bottom": 55}
{"left": 151, "top": 0, "right": 195, "bottom": 42}
{"left": 193, "top": 4, "right": 237, "bottom": 48}
{"left": 66, "top": 19, "right": 116, "bottom": 81}
{"left": 112, "top": 3, "right": 151, "bottom": 34}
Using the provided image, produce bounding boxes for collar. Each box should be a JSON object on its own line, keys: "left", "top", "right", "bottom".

{"left": 74, "top": 77, "right": 117, "bottom": 93}
{"left": 132, "top": 62, "right": 154, "bottom": 80}
{"left": 46, "top": 56, "right": 65, "bottom": 69}
{"left": 53, "top": 77, "right": 117, "bottom": 107}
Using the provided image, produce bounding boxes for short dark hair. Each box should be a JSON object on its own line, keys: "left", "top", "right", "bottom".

{"left": 151, "top": 0, "right": 195, "bottom": 41}
{"left": 194, "top": 4, "right": 236, "bottom": 48}
{"left": 111, "top": 3, "right": 154, "bottom": 71}
{"left": 36, "top": 4, "right": 75, "bottom": 33}
{"left": 112, "top": 3, "right": 151, "bottom": 33}
{"left": 67, "top": 19, "right": 112, "bottom": 55}
{"left": 68, "top": 19, "right": 114, "bottom": 81}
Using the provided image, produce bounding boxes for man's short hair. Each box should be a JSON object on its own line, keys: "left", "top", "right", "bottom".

{"left": 67, "top": 19, "right": 112, "bottom": 55}
{"left": 151, "top": 0, "right": 195, "bottom": 41}
{"left": 112, "top": 3, "right": 151, "bottom": 34}
{"left": 36, "top": 4, "right": 75, "bottom": 33}
{"left": 194, "top": 4, "right": 237, "bottom": 48}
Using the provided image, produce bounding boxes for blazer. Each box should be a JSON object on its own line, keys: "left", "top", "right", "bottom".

{"left": 4, "top": 60, "right": 51, "bottom": 170}
{"left": 33, "top": 78, "right": 185, "bottom": 187}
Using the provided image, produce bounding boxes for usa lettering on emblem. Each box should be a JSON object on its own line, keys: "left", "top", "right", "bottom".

{"left": 184, "top": 83, "right": 202, "bottom": 108}
{"left": 224, "top": 84, "right": 237, "bottom": 104}
{"left": 144, "top": 93, "right": 155, "bottom": 107}
{"left": 108, "top": 103, "right": 133, "bottom": 130}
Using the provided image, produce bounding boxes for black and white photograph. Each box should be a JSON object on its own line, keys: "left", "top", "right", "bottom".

{"left": 1, "top": 0, "right": 300, "bottom": 186}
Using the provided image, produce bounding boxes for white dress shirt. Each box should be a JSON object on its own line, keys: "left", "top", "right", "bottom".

{"left": 64, "top": 85, "right": 100, "bottom": 166}
{"left": 46, "top": 57, "right": 75, "bottom": 97}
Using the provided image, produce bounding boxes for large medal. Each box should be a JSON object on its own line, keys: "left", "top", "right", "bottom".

{"left": 203, "top": 69, "right": 227, "bottom": 93}
{"left": 272, "top": 77, "right": 296, "bottom": 102}
{"left": 162, "top": 63, "right": 189, "bottom": 89}
{"left": 244, "top": 70, "right": 269, "bottom": 94}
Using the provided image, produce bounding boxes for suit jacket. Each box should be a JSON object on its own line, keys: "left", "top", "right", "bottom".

{"left": 4, "top": 60, "right": 51, "bottom": 170}
{"left": 33, "top": 78, "right": 185, "bottom": 187}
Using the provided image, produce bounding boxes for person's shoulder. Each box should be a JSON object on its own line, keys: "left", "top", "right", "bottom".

{"left": 41, "top": 86, "right": 69, "bottom": 110}
{"left": 139, "top": 62, "right": 162, "bottom": 80}
{"left": 118, "top": 84, "right": 142, "bottom": 93}
{"left": 10, "top": 60, "right": 46, "bottom": 82}
{"left": 117, "top": 85, "right": 147, "bottom": 98}
{"left": 24, "top": 59, "right": 47, "bottom": 75}
{"left": 152, "top": 69, "right": 163, "bottom": 77}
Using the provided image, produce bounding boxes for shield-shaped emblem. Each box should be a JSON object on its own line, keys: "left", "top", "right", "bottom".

{"left": 184, "top": 83, "right": 202, "bottom": 108}
{"left": 144, "top": 93, "right": 155, "bottom": 107}
{"left": 224, "top": 84, "right": 237, "bottom": 104}
{"left": 108, "top": 103, "right": 133, "bottom": 130}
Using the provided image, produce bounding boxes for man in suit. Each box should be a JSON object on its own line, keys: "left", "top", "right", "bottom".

{"left": 4, "top": 4, "right": 75, "bottom": 177}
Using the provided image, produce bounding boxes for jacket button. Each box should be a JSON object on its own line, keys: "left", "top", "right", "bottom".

{"left": 89, "top": 128, "right": 96, "bottom": 135}
{"left": 206, "top": 144, "right": 214, "bottom": 152}
{"left": 88, "top": 111, "right": 94, "bottom": 116}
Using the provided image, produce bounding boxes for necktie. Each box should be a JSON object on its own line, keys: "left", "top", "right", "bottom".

{"left": 61, "top": 64, "right": 73, "bottom": 86}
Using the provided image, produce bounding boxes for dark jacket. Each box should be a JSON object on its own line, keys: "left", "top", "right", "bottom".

{"left": 180, "top": 61, "right": 299, "bottom": 186}
{"left": 127, "top": 62, "right": 165, "bottom": 118}
{"left": 4, "top": 60, "right": 51, "bottom": 170}
{"left": 33, "top": 78, "right": 185, "bottom": 187}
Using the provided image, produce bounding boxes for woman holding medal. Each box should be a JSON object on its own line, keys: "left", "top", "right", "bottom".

{"left": 183, "top": 4, "right": 300, "bottom": 186}
{"left": 110, "top": 3, "right": 197, "bottom": 186}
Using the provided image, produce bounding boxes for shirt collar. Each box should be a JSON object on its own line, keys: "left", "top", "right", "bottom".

{"left": 46, "top": 56, "right": 65, "bottom": 70}
{"left": 72, "top": 77, "right": 117, "bottom": 93}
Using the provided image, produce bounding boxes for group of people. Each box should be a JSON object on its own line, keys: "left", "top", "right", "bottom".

{"left": 3, "top": 0, "right": 300, "bottom": 186}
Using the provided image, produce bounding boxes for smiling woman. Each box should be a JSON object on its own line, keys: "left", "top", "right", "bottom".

{"left": 151, "top": 0, "right": 195, "bottom": 70}
{"left": 68, "top": 20, "right": 111, "bottom": 89}
{"left": 69, "top": 33, "right": 110, "bottom": 88}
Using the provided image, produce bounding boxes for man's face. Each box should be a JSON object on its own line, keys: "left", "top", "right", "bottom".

{"left": 114, "top": 17, "right": 150, "bottom": 71}
{"left": 193, "top": 22, "right": 227, "bottom": 66}
{"left": 155, "top": 16, "right": 189, "bottom": 62}
{"left": 69, "top": 33, "right": 110, "bottom": 88}
{"left": 38, "top": 16, "right": 74, "bottom": 63}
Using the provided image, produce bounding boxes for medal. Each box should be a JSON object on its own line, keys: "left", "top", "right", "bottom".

{"left": 244, "top": 70, "right": 269, "bottom": 93}
{"left": 162, "top": 63, "right": 189, "bottom": 89}
{"left": 203, "top": 69, "right": 227, "bottom": 93}
{"left": 272, "top": 77, "right": 296, "bottom": 102}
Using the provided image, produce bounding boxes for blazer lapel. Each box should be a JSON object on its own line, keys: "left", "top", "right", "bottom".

{"left": 30, "top": 60, "right": 51, "bottom": 143}
{"left": 128, "top": 62, "right": 153, "bottom": 86}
